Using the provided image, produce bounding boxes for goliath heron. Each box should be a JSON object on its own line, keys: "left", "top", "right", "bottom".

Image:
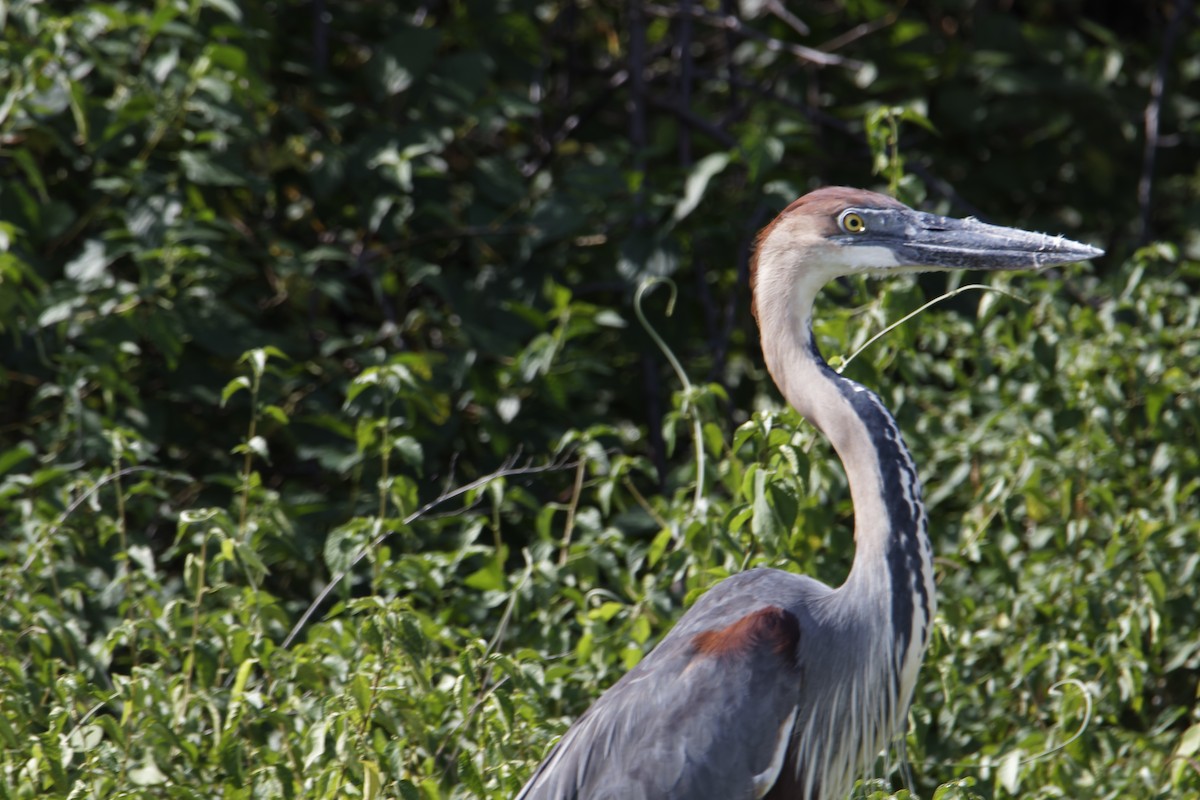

{"left": 517, "top": 187, "right": 1102, "bottom": 800}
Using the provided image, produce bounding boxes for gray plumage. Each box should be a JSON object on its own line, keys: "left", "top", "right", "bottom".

{"left": 517, "top": 188, "right": 1103, "bottom": 800}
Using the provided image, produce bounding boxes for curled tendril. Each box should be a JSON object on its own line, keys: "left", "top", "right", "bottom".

{"left": 1160, "top": 754, "right": 1200, "bottom": 787}
{"left": 935, "top": 677, "right": 1094, "bottom": 775}
{"left": 634, "top": 277, "right": 706, "bottom": 515}
{"left": 1018, "top": 678, "right": 1093, "bottom": 765}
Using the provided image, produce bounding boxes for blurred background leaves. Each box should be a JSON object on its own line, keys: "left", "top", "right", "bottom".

{"left": 0, "top": 1, "right": 1197, "bottom": 797}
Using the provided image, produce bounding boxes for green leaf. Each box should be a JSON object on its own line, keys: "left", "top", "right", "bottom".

{"left": 180, "top": 151, "right": 247, "bottom": 186}
{"left": 64, "top": 239, "right": 112, "bottom": 287}
{"left": 647, "top": 528, "right": 673, "bottom": 567}
{"left": 12, "top": 148, "right": 49, "bottom": 202}
{"left": 0, "top": 442, "right": 34, "bottom": 475}
{"left": 751, "top": 468, "right": 781, "bottom": 541}
{"left": 362, "top": 760, "right": 382, "bottom": 800}
{"left": 997, "top": 749, "right": 1021, "bottom": 794}
{"left": 457, "top": 750, "right": 485, "bottom": 796}
{"left": 221, "top": 376, "right": 252, "bottom": 407}
{"left": 202, "top": 0, "right": 242, "bottom": 21}
{"left": 206, "top": 43, "right": 247, "bottom": 72}
{"left": 128, "top": 760, "right": 168, "bottom": 786}
{"left": 672, "top": 152, "right": 730, "bottom": 223}
{"left": 588, "top": 602, "right": 624, "bottom": 622}
{"left": 1174, "top": 722, "right": 1200, "bottom": 760}
{"left": 303, "top": 720, "right": 328, "bottom": 770}
{"left": 371, "top": 28, "right": 441, "bottom": 96}
{"left": 392, "top": 435, "right": 423, "bottom": 468}
{"left": 463, "top": 554, "right": 506, "bottom": 592}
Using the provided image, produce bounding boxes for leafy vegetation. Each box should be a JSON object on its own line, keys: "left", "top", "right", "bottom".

{"left": 1, "top": 1, "right": 1198, "bottom": 798}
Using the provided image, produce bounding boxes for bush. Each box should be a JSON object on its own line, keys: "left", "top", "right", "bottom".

{"left": 1, "top": 2, "right": 1197, "bottom": 797}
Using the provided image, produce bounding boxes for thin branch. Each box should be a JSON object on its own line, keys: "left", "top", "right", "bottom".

{"left": 436, "top": 565, "right": 531, "bottom": 770}
{"left": 718, "top": 201, "right": 771, "bottom": 432}
{"left": 622, "top": 476, "right": 672, "bottom": 532}
{"left": 635, "top": 279, "right": 707, "bottom": 514}
{"left": 721, "top": 0, "right": 742, "bottom": 111}
{"left": 677, "top": 0, "right": 695, "bottom": 166}
{"left": 644, "top": 3, "right": 860, "bottom": 69}
{"left": 312, "top": 0, "right": 329, "bottom": 74}
{"left": 557, "top": 458, "right": 587, "bottom": 566}
{"left": 21, "top": 467, "right": 190, "bottom": 572}
{"left": 522, "top": 67, "right": 631, "bottom": 178}
{"left": 401, "top": 222, "right": 532, "bottom": 246}
{"left": 647, "top": 97, "right": 738, "bottom": 149}
{"left": 819, "top": 12, "right": 896, "bottom": 51}
{"left": 630, "top": 0, "right": 648, "bottom": 223}
{"left": 712, "top": 71, "right": 985, "bottom": 217}
{"left": 927, "top": 677, "right": 1095, "bottom": 773}
{"left": 837, "top": 284, "right": 1030, "bottom": 373}
{"left": 1138, "top": 0, "right": 1193, "bottom": 243}
{"left": 1161, "top": 754, "right": 1200, "bottom": 784}
{"left": 280, "top": 453, "right": 579, "bottom": 648}
{"left": 765, "top": 0, "right": 809, "bottom": 36}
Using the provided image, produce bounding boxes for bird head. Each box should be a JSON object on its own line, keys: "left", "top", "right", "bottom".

{"left": 750, "top": 187, "right": 1103, "bottom": 320}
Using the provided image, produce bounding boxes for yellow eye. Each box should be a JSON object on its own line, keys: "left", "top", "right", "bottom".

{"left": 839, "top": 211, "right": 867, "bottom": 233}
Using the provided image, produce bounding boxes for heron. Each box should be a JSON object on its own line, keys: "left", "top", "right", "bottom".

{"left": 516, "top": 187, "right": 1102, "bottom": 800}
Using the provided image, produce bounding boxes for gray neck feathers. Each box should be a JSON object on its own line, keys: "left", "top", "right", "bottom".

{"left": 756, "top": 267, "right": 936, "bottom": 795}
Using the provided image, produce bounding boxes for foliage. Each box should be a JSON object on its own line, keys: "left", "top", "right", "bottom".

{"left": 1, "top": 1, "right": 1198, "bottom": 798}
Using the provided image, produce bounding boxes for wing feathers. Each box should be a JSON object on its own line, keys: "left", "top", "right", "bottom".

{"left": 518, "top": 602, "right": 805, "bottom": 800}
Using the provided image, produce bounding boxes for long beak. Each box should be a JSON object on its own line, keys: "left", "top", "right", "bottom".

{"left": 894, "top": 211, "right": 1104, "bottom": 270}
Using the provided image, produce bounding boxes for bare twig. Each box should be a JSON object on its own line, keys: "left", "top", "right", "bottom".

{"left": 312, "top": 0, "right": 329, "bottom": 74}
{"left": 721, "top": 0, "right": 742, "bottom": 111}
{"left": 280, "top": 452, "right": 578, "bottom": 648}
{"left": 647, "top": 97, "right": 738, "bottom": 149}
{"left": 403, "top": 222, "right": 532, "bottom": 246}
{"left": 725, "top": 202, "right": 771, "bottom": 402}
{"left": 630, "top": 1, "right": 648, "bottom": 223}
{"left": 521, "top": 68, "right": 631, "bottom": 178}
{"left": 557, "top": 458, "right": 587, "bottom": 566}
{"left": 622, "top": 476, "right": 672, "bottom": 532}
{"left": 709, "top": 71, "right": 985, "bottom": 217}
{"left": 1138, "top": 0, "right": 1193, "bottom": 243}
{"left": 677, "top": 0, "right": 695, "bottom": 166}
{"left": 644, "top": 3, "right": 860, "bottom": 69}
{"left": 436, "top": 566, "right": 531, "bottom": 770}
{"left": 925, "top": 677, "right": 1095, "bottom": 773}
{"left": 819, "top": 12, "right": 896, "bottom": 51}
{"left": 765, "top": 0, "right": 810, "bottom": 36}
{"left": 20, "top": 467, "right": 190, "bottom": 572}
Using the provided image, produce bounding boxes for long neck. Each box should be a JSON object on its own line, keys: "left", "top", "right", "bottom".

{"left": 757, "top": 271, "right": 935, "bottom": 689}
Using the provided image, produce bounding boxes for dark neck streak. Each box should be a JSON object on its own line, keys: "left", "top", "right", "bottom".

{"left": 804, "top": 335, "right": 931, "bottom": 683}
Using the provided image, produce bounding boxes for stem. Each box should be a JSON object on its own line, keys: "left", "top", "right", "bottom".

{"left": 374, "top": 403, "right": 392, "bottom": 590}
{"left": 1018, "top": 679, "right": 1093, "bottom": 765}
{"left": 622, "top": 477, "right": 672, "bottom": 533}
{"left": 282, "top": 454, "right": 578, "bottom": 649}
{"left": 236, "top": 370, "right": 260, "bottom": 541}
{"left": 837, "top": 284, "right": 1029, "bottom": 373}
{"left": 111, "top": 440, "right": 135, "bottom": 670}
{"left": 634, "top": 278, "right": 706, "bottom": 514}
{"left": 887, "top": 111, "right": 901, "bottom": 195}
{"left": 557, "top": 458, "right": 587, "bottom": 566}
{"left": 184, "top": 533, "right": 208, "bottom": 697}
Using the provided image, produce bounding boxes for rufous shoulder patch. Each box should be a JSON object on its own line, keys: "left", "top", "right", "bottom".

{"left": 692, "top": 606, "right": 801, "bottom": 665}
